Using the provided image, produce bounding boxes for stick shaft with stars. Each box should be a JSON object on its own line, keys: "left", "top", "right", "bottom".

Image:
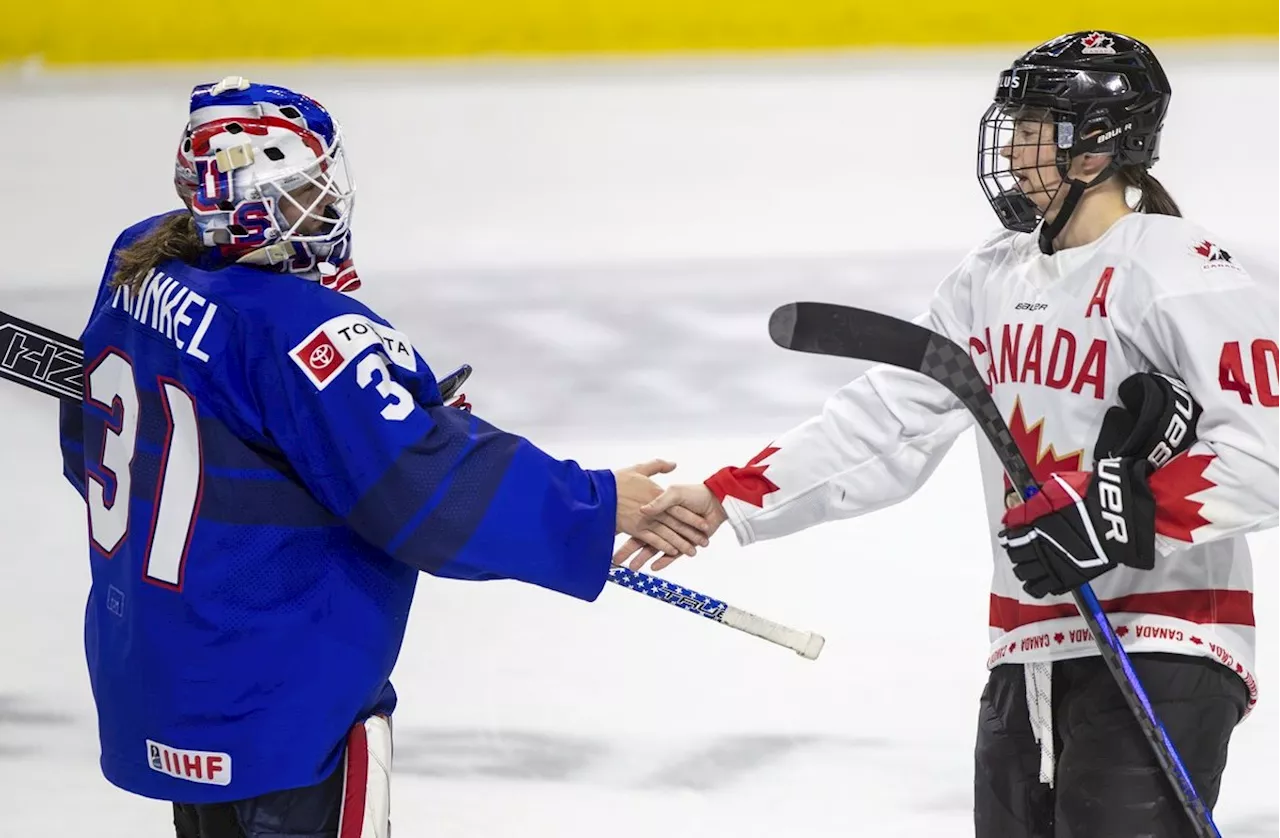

{"left": 606, "top": 566, "right": 825, "bottom": 659}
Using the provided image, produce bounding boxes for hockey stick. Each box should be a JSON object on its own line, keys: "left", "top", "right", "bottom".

{"left": 607, "top": 565, "right": 825, "bottom": 659}
{"left": 0, "top": 311, "right": 84, "bottom": 401}
{"left": 0, "top": 308, "right": 824, "bottom": 661}
{"left": 768, "top": 301, "right": 1219, "bottom": 835}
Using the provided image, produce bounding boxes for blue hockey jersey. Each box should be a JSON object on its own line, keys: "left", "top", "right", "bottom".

{"left": 58, "top": 213, "right": 617, "bottom": 803}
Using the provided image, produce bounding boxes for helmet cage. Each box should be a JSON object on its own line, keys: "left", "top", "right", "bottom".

{"left": 188, "top": 119, "right": 354, "bottom": 255}
{"left": 977, "top": 65, "right": 1152, "bottom": 235}
{"left": 174, "top": 77, "right": 358, "bottom": 274}
{"left": 248, "top": 125, "right": 354, "bottom": 246}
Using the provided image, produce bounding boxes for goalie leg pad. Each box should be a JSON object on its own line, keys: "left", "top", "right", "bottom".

{"left": 338, "top": 714, "right": 393, "bottom": 838}
{"left": 214, "top": 715, "right": 393, "bottom": 838}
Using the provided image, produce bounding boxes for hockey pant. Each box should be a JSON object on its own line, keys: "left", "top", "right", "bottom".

{"left": 974, "top": 653, "right": 1248, "bottom": 838}
{"left": 173, "top": 715, "right": 392, "bottom": 838}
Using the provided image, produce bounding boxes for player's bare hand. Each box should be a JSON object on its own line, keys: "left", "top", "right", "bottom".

{"left": 641, "top": 483, "right": 728, "bottom": 538}
{"left": 612, "top": 483, "right": 727, "bottom": 570}
{"left": 611, "top": 537, "right": 670, "bottom": 571}
{"left": 614, "top": 460, "right": 713, "bottom": 558}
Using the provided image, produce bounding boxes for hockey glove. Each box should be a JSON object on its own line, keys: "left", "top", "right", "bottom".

{"left": 1093, "top": 370, "right": 1202, "bottom": 467}
{"left": 999, "top": 460, "right": 1156, "bottom": 598}
{"left": 998, "top": 371, "right": 1202, "bottom": 599}
{"left": 437, "top": 364, "right": 473, "bottom": 412}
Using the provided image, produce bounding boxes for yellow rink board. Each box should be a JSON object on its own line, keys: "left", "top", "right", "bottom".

{"left": 3, "top": 0, "right": 1276, "bottom": 64}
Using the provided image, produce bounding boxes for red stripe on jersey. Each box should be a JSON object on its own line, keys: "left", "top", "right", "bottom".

{"left": 990, "top": 588, "right": 1255, "bottom": 632}
{"left": 339, "top": 721, "right": 369, "bottom": 838}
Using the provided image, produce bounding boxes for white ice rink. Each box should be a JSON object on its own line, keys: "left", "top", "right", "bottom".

{"left": 1, "top": 43, "right": 1276, "bottom": 836}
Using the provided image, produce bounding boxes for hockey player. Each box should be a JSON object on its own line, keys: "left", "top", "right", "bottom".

{"left": 57, "top": 77, "right": 710, "bottom": 838}
{"left": 616, "top": 32, "right": 1279, "bottom": 835}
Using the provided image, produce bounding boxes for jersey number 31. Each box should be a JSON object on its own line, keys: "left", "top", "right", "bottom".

{"left": 86, "top": 349, "right": 202, "bottom": 590}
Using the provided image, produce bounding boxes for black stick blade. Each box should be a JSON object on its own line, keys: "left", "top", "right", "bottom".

{"left": 768, "top": 301, "right": 1036, "bottom": 495}
{"left": 769, "top": 302, "right": 932, "bottom": 369}
{"left": 767, "top": 302, "right": 798, "bottom": 351}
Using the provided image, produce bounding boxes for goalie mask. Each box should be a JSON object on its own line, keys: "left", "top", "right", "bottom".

{"left": 976, "top": 31, "right": 1171, "bottom": 254}
{"left": 174, "top": 77, "right": 359, "bottom": 291}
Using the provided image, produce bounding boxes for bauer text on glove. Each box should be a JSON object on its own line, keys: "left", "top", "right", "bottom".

{"left": 999, "top": 459, "right": 1157, "bottom": 598}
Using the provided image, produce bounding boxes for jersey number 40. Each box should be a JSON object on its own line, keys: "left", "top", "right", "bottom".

{"left": 85, "top": 349, "right": 202, "bottom": 590}
{"left": 1219, "top": 339, "right": 1279, "bottom": 408}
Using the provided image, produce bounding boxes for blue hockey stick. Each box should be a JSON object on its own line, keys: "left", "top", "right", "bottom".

{"left": 607, "top": 565, "right": 825, "bottom": 659}
{"left": 769, "top": 302, "right": 1220, "bottom": 837}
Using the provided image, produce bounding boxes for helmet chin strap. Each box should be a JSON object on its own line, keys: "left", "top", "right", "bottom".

{"left": 1037, "top": 164, "right": 1118, "bottom": 255}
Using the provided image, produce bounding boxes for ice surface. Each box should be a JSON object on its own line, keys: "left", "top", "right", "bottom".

{"left": 0, "top": 45, "right": 1275, "bottom": 836}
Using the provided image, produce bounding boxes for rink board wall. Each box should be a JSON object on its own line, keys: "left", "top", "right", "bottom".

{"left": 2, "top": 0, "right": 1277, "bottom": 65}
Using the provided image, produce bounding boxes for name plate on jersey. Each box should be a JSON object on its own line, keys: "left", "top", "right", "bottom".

{"left": 290, "top": 314, "right": 417, "bottom": 389}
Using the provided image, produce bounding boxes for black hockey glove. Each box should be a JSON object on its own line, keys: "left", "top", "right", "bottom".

{"left": 437, "top": 363, "right": 473, "bottom": 412}
{"left": 998, "top": 461, "right": 1157, "bottom": 598}
{"left": 998, "top": 371, "right": 1202, "bottom": 599}
{"left": 1093, "top": 370, "right": 1202, "bottom": 467}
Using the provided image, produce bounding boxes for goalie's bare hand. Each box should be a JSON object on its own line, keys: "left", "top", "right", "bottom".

{"left": 612, "top": 537, "right": 671, "bottom": 571}
{"left": 613, "top": 460, "right": 713, "bottom": 559}
{"left": 612, "top": 482, "right": 728, "bottom": 570}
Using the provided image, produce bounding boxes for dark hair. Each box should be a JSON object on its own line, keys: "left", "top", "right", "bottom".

{"left": 109, "top": 212, "right": 203, "bottom": 293}
{"left": 1117, "top": 166, "right": 1182, "bottom": 217}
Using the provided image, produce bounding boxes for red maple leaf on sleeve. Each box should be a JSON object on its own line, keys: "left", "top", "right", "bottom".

{"left": 704, "top": 445, "right": 781, "bottom": 508}
{"left": 1149, "top": 453, "right": 1216, "bottom": 542}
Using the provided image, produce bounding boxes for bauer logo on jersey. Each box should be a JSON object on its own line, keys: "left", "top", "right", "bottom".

{"left": 147, "top": 740, "right": 232, "bottom": 786}
{"left": 290, "top": 314, "right": 418, "bottom": 389}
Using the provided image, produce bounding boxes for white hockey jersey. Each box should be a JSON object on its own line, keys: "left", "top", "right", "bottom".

{"left": 709, "top": 212, "right": 1278, "bottom": 712}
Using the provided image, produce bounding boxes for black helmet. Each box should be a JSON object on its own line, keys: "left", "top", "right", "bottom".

{"left": 977, "top": 31, "right": 1172, "bottom": 253}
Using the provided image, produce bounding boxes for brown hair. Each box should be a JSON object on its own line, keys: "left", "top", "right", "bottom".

{"left": 1117, "top": 166, "right": 1182, "bottom": 217}
{"left": 109, "top": 212, "right": 203, "bottom": 293}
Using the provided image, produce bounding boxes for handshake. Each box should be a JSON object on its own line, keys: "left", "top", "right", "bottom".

{"left": 611, "top": 461, "right": 729, "bottom": 572}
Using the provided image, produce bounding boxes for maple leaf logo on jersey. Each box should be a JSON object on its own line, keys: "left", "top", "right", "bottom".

{"left": 1149, "top": 453, "right": 1216, "bottom": 542}
{"left": 1191, "top": 240, "right": 1242, "bottom": 273}
{"left": 705, "top": 445, "right": 781, "bottom": 508}
{"left": 1193, "top": 240, "right": 1231, "bottom": 261}
{"left": 1002, "top": 398, "right": 1085, "bottom": 507}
